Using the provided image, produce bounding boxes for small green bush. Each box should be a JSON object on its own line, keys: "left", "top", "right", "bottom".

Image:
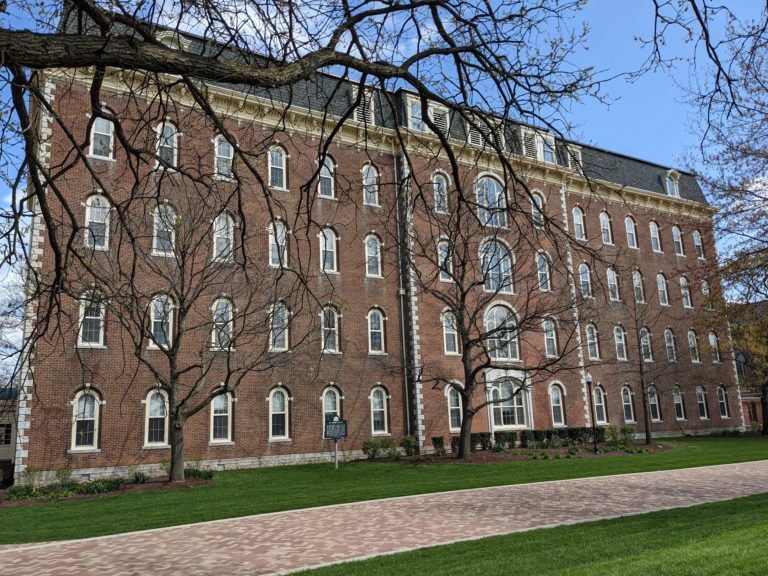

{"left": 450, "top": 436, "right": 461, "bottom": 453}
{"left": 80, "top": 478, "right": 125, "bottom": 494}
{"left": 55, "top": 467, "right": 73, "bottom": 483}
{"left": 22, "top": 466, "right": 42, "bottom": 487}
{"left": 362, "top": 438, "right": 382, "bottom": 459}
{"left": 184, "top": 467, "right": 214, "bottom": 479}
{"left": 400, "top": 435, "right": 418, "bottom": 457}
{"left": 431, "top": 436, "right": 446, "bottom": 456}
{"left": 7, "top": 484, "right": 35, "bottom": 500}
{"left": 380, "top": 437, "right": 400, "bottom": 461}
{"left": 133, "top": 471, "right": 149, "bottom": 484}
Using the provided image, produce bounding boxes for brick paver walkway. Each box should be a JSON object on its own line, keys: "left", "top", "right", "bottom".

{"left": 2, "top": 460, "right": 767, "bottom": 575}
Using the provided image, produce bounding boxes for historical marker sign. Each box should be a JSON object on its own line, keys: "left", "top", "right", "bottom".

{"left": 325, "top": 417, "right": 347, "bottom": 440}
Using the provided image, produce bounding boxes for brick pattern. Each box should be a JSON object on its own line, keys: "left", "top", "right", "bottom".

{"left": 1, "top": 460, "right": 767, "bottom": 575}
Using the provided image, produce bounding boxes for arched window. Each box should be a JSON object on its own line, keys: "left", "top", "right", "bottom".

{"left": 323, "top": 387, "right": 341, "bottom": 426}
{"left": 550, "top": 384, "right": 566, "bottom": 426}
{"left": 269, "top": 388, "right": 289, "bottom": 440}
{"left": 586, "top": 324, "right": 600, "bottom": 360}
{"left": 657, "top": 273, "right": 669, "bottom": 306}
{"left": 680, "top": 276, "right": 692, "bottom": 308}
{"left": 210, "top": 392, "right": 232, "bottom": 442}
{"left": 578, "top": 263, "right": 592, "bottom": 298}
{"left": 640, "top": 327, "right": 653, "bottom": 362}
{"left": 434, "top": 173, "right": 449, "bottom": 214}
{"left": 318, "top": 156, "right": 335, "bottom": 198}
{"left": 214, "top": 136, "right": 234, "bottom": 178}
{"left": 448, "top": 386, "right": 463, "bottom": 430}
{"left": 649, "top": 221, "right": 662, "bottom": 252}
{"left": 476, "top": 177, "right": 507, "bottom": 227}
{"left": 543, "top": 319, "right": 558, "bottom": 357}
{"left": 536, "top": 253, "right": 551, "bottom": 291}
{"left": 648, "top": 386, "right": 661, "bottom": 422}
{"left": 625, "top": 216, "right": 638, "bottom": 249}
{"left": 365, "top": 234, "right": 382, "bottom": 277}
{"left": 481, "top": 240, "right": 513, "bottom": 293}
{"left": 320, "top": 228, "right": 338, "bottom": 273}
{"left": 717, "top": 386, "right": 730, "bottom": 418}
{"left": 531, "top": 193, "right": 545, "bottom": 228}
{"left": 269, "top": 146, "right": 287, "bottom": 190}
{"left": 362, "top": 164, "right": 379, "bottom": 206}
{"left": 78, "top": 292, "right": 105, "bottom": 347}
{"left": 491, "top": 380, "right": 527, "bottom": 428}
{"left": 437, "top": 240, "right": 453, "bottom": 282}
{"left": 145, "top": 390, "right": 168, "bottom": 446}
{"left": 89, "top": 116, "right": 114, "bottom": 159}
{"left": 269, "top": 220, "right": 288, "bottom": 268}
{"left": 572, "top": 206, "right": 586, "bottom": 240}
{"left": 693, "top": 230, "right": 704, "bottom": 259}
{"left": 270, "top": 301, "right": 289, "bottom": 351}
{"left": 709, "top": 332, "right": 721, "bottom": 363}
{"left": 442, "top": 311, "right": 459, "bottom": 355}
{"left": 672, "top": 225, "right": 684, "bottom": 256}
{"left": 599, "top": 211, "right": 613, "bottom": 244}
{"left": 622, "top": 386, "right": 635, "bottom": 423}
{"left": 485, "top": 306, "right": 519, "bottom": 361}
{"left": 153, "top": 204, "right": 176, "bottom": 256}
{"left": 666, "top": 172, "right": 679, "bottom": 197}
{"left": 211, "top": 298, "right": 233, "bottom": 349}
{"left": 156, "top": 121, "right": 178, "bottom": 168}
{"left": 213, "top": 212, "right": 234, "bottom": 261}
{"left": 696, "top": 386, "right": 709, "bottom": 419}
{"left": 150, "top": 294, "right": 173, "bottom": 348}
{"left": 673, "top": 386, "right": 686, "bottom": 420}
{"left": 688, "top": 330, "right": 701, "bottom": 363}
{"left": 614, "top": 325, "right": 627, "bottom": 361}
{"left": 71, "top": 389, "right": 100, "bottom": 450}
{"left": 664, "top": 328, "right": 677, "bottom": 362}
{"left": 593, "top": 386, "right": 607, "bottom": 424}
{"left": 368, "top": 308, "right": 385, "bottom": 354}
{"left": 84, "top": 194, "right": 110, "bottom": 250}
{"left": 632, "top": 270, "right": 645, "bottom": 303}
{"left": 322, "top": 306, "right": 340, "bottom": 353}
{"left": 370, "top": 386, "right": 389, "bottom": 434}
{"left": 607, "top": 267, "right": 620, "bottom": 301}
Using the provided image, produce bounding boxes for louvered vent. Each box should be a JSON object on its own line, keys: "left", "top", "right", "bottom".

{"left": 523, "top": 131, "right": 537, "bottom": 159}
{"left": 353, "top": 88, "right": 375, "bottom": 125}
{"left": 430, "top": 107, "right": 449, "bottom": 136}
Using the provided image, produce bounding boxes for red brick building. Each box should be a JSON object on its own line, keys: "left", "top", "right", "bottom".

{"left": 13, "top": 37, "right": 743, "bottom": 482}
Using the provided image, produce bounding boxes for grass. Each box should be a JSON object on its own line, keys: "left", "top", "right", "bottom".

{"left": 299, "top": 492, "right": 768, "bottom": 575}
{"left": 1, "top": 437, "right": 765, "bottom": 544}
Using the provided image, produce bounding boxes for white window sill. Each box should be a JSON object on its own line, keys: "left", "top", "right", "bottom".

{"left": 368, "top": 352, "right": 387, "bottom": 356}
{"left": 318, "top": 195, "right": 337, "bottom": 201}
{"left": 698, "top": 417, "right": 710, "bottom": 421}
{"left": 435, "top": 210, "right": 450, "bottom": 216}
{"left": 270, "top": 186, "right": 290, "bottom": 193}
{"left": 588, "top": 357, "right": 601, "bottom": 362}
{"left": 720, "top": 416, "right": 731, "bottom": 420}
{"left": 676, "top": 417, "right": 687, "bottom": 422}
{"left": 321, "top": 270, "right": 340, "bottom": 276}
{"left": 84, "top": 245, "right": 110, "bottom": 252}
{"left": 624, "top": 420, "right": 636, "bottom": 425}
{"left": 77, "top": 344, "right": 107, "bottom": 350}
{"left": 212, "top": 258, "right": 234, "bottom": 264}
{"left": 366, "top": 274, "right": 384, "bottom": 280}
{"left": 268, "top": 263, "right": 290, "bottom": 270}
{"left": 322, "top": 350, "right": 342, "bottom": 356}
{"left": 213, "top": 174, "right": 235, "bottom": 182}
{"left": 147, "top": 344, "right": 170, "bottom": 351}
{"left": 87, "top": 154, "right": 116, "bottom": 163}
{"left": 269, "top": 348, "right": 291, "bottom": 354}
{"left": 151, "top": 251, "right": 175, "bottom": 258}
{"left": 68, "top": 448, "right": 101, "bottom": 454}
{"left": 371, "top": 431, "right": 391, "bottom": 437}
{"left": 653, "top": 249, "right": 663, "bottom": 254}
{"left": 142, "top": 444, "right": 170, "bottom": 450}
{"left": 210, "top": 347, "right": 235, "bottom": 353}
{"left": 493, "top": 426, "right": 528, "bottom": 431}
{"left": 438, "top": 278, "right": 454, "bottom": 284}
{"left": 209, "top": 441, "right": 234, "bottom": 447}
{"left": 444, "top": 352, "right": 461, "bottom": 357}
{"left": 651, "top": 419, "right": 663, "bottom": 423}
{"left": 268, "top": 438, "right": 292, "bottom": 443}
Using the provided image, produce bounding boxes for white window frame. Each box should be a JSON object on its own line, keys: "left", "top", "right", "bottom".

{"left": 696, "top": 386, "right": 709, "bottom": 419}
{"left": 614, "top": 326, "right": 628, "bottom": 361}
{"left": 666, "top": 171, "right": 680, "bottom": 197}
{"left": 211, "top": 298, "right": 234, "bottom": 350}
{"left": 89, "top": 116, "right": 115, "bottom": 160}
{"left": 657, "top": 274, "right": 669, "bottom": 306}
{"left": 650, "top": 221, "right": 662, "bottom": 252}
{"left": 443, "top": 311, "right": 459, "bottom": 355}
{"left": 599, "top": 211, "right": 613, "bottom": 244}
{"left": 269, "top": 388, "right": 290, "bottom": 440}
{"left": 607, "top": 267, "right": 620, "bottom": 301}
{"left": 365, "top": 234, "right": 382, "bottom": 278}
{"left": 632, "top": 270, "right": 645, "bottom": 303}
{"left": 485, "top": 305, "right": 520, "bottom": 362}
{"left": 210, "top": 392, "right": 233, "bottom": 443}
{"left": 144, "top": 389, "right": 169, "bottom": 447}
{"left": 490, "top": 380, "right": 528, "bottom": 429}
{"left": 578, "top": 263, "right": 592, "bottom": 298}
{"left": 673, "top": 386, "right": 686, "bottom": 420}
{"left": 640, "top": 328, "right": 653, "bottom": 362}
{"left": 550, "top": 383, "right": 566, "bottom": 427}
{"left": 688, "top": 330, "right": 701, "bottom": 363}
{"left": 476, "top": 176, "right": 507, "bottom": 228}
{"left": 572, "top": 206, "right": 586, "bottom": 240}
{"left": 480, "top": 240, "right": 514, "bottom": 294}
{"left": 323, "top": 387, "right": 341, "bottom": 431}
{"left": 367, "top": 308, "right": 386, "bottom": 354}
{"left": 214, "top": 135, "right": 234, "bottom": 179}
{"left": 362, "top": 164, "right": 380, "bottom": 206}
{"left": 672, "top": 225, "right": 685, "bottom": 256}
{"left": 318, "top": 156, "right": 335, "bottom": 199}
{"left": 320, "top": 228, "right": 339, "bottom": 273}
{"left": 537, "top": 252, "right": 551, "bottom": 292}
{"left": 593, "top": 386, "right": 608, "bottom": 424}
{"left": 448, "top": 386, "right": 463, "bottom": 431}
{"left": 370, "top": 386, "right": 389, "bottom": 435}
{"left": 321, "top": 306, "right": 340, "bottom": 353}
{"left": 269, "top": 302, "right": 290, "bottom": 352}
{"left": 625, "top": 216, "right": 638, "bottom": 249}
{"left": 269, "top": 220, "right": 289, "bottom": 268}
{"left": 693, "top": 230, "right": 705, "bottom": 259}
{"left": 152, "top": 204, "right": 176, "bottom": 257}
{"left": 156, "top": 121, "right": 178, "bottom": 169}
{"left": 407, "top": 96, "right": 425, "bottom": 131}
{"left": 709, "top": 332, "right": 721, "bottom": 363}
{"left": 352, "top": 86, "right": 375, "bottom": 125}
{"left": 213, "top": 212, "right": 234, "bottom": 262}
{"left": 665, "top": 329, "right": 677, "bottom": 362}
{"left": 621, "top": 386, "right": 635, "bottom": 423}
{"left": 437, "top": 240, "right": 453, "bottom": 283}
{"left": 149, "top": 294, "right": 173, "bottom": 349}
{"left": 543, "top": 319, "right": 558, "bottom": 358}
{"left": 648, "top": 387, "right": 662, "bottom": 422}
{"left": 531, "top": 193, "right": 545, "bottom": 228}
{"left": 680, "top": 277, "right": 692, "bottom": 308}
{"left": 84, "top": 194, "right": 110, "bottom": 251}
{"left": 269, "top": 146, "right": 288, "bottom": 190}
{"left": 71, "top": 389, "right": 100, "bottom": 451}
{"left": 586, "top": 324, "right": 600, "bottom": 360}
{"left": 434, "top": 173, "right": 449, "bottom": 214}
{"left": 78, "top": 295, "right": 106, "bottom": 348}
{"left": 717, "top": 386, "right": 730, "bottom": 418}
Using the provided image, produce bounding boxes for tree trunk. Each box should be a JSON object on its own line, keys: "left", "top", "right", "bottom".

{"left": 641, "top": 387, "right": 652, "bottom": 445}
{"left": 169, "top": 415, "right": 186, "bottom": 482}
{"left": 761, "top": 383, "right": 768, "bottom": 436}
{"left": 456, "top": 410, "right": 474, "bottom": 460}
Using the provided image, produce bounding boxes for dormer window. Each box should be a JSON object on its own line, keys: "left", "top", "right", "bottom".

{"left": 428, "top": 104, "right": 449, "bottom": 136}
{"left": 408, "top": 98, "right": 424, "bottom": 131}
{"left": 467, "top": 117, "right": 504, "bottom": 150}
{"left": 541, "top": 136, "right": 556, "bottom": 164}
{"left": 352, "top": 86, "right": 375, "bottom": 125}
{"left": 666, "top": 170, "right": 680, "bottom": 197}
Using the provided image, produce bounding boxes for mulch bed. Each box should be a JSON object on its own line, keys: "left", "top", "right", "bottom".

{"left": 0, "top": 477, "right": 212, "bottom": 509}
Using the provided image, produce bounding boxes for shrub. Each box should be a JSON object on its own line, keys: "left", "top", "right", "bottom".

{"left": 7, "top": 484, "right": 35, "bottom": 500}
{"left": 80, "top": 478, "right": 124, "bottom": 494}
{"left": 750, "top": 421, "right": 761, "bottom": 433}
{"left": 184, "top": 467, "right": 214, "bottom": 479}
{"left": 159, "top": 458, "right": 171, "bottom": 475}
{"left": 400, "top": 435, "right": 418, "bottom": 457}
{"left": 431, "top": 436, "right": 446, "bottom": 456}
{"left": 490, "top": 443, "right": 508, "bottom": 453}
{"left": 380, "top": 437, "right": 400, "bottom": 461}
{"left": 450, "top": 436, "right": 460, "bottom": 454}
{"left": 55, "top": 466, "right": 73, "bottom": 483}
{"left": 619, "top": 425, "right": 637, "bottom": 446}
{"left": 133, "top": 471, "right": 149, "bottom": 484}
{"left": 22, "top": 466, "right": 42, "bottom": 487}
{"left": 362, "top": 438, "right": 382, "bottom": 459}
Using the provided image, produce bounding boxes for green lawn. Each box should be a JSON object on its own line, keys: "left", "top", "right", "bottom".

{"left": 299, "top": 493, "right": 768, "bottom": 576}
{"left": 1, "top": 437, "right": 766, "bottom": 544}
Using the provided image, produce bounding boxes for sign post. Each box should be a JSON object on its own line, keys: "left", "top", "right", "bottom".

{"left": 324, "top": 416, "right": 348, "bottom": 470}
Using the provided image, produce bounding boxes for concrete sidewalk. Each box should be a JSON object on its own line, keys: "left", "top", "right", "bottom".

{"left": 2, "top": 460, "right": 767, "bottom": 575}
